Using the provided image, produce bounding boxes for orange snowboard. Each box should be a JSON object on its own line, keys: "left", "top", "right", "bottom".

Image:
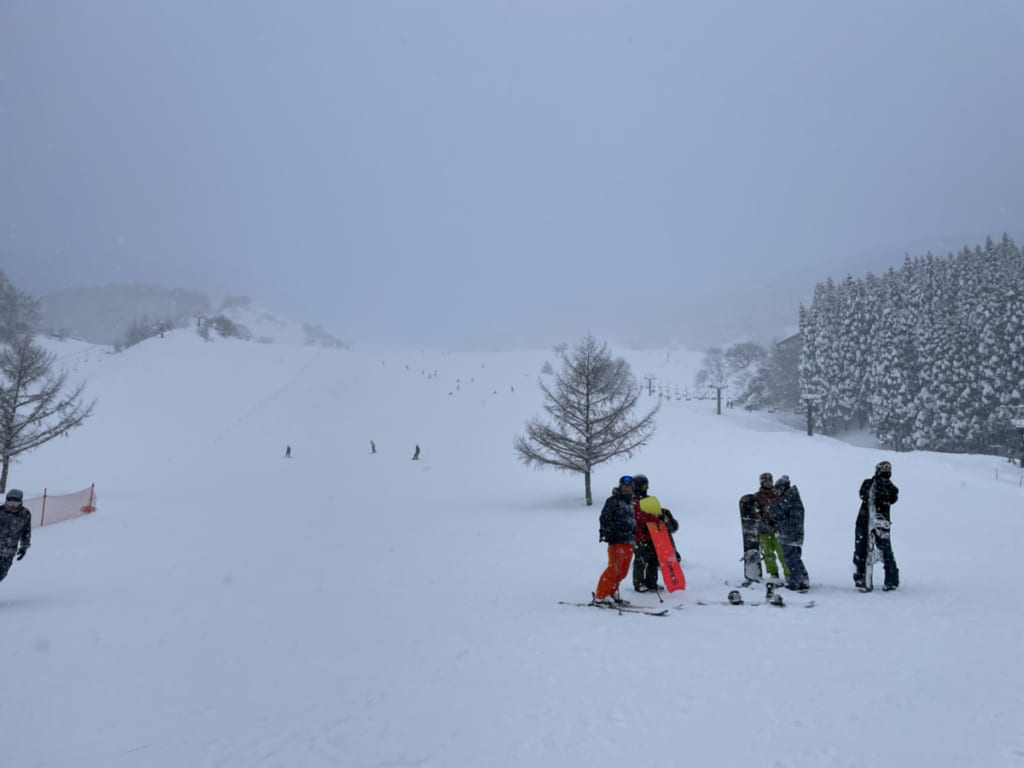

{"left": 647, "top": 520, "right": 686, "bottom": 592}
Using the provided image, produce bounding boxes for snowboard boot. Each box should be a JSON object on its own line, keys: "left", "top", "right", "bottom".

{"left": 727, "top": 590, "right": 744, "bottom": 605}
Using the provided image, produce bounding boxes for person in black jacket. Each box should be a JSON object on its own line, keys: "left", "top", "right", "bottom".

{"left": 630, "top": 474, "right": 679, "bottom": 593}
{"left": 0, "top": 489, "right": 31, "bottom": 584}
{"left": 771, "top": 475, "right": 810, "bottom": 592}
{"left": 593, "top": 476, "right": 637, "bottom": 606}
{"left": 853, "top": 461, "right": 900, "bottom": 591}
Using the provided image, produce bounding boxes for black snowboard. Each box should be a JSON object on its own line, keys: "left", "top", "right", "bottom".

{"left": 739, "top": 494, "right": 762, "bottom": 582}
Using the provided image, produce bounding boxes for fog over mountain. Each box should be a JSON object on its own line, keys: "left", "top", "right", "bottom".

{"left": 33, "top": 228, "right": 1015, "bottom": 351}
{"left": 3, "top": 3, "right": 1022, "bottom": 347}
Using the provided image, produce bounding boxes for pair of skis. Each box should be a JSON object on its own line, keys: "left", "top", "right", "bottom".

{"left": 559, "top": 598, "right": 670, "bottom": 617}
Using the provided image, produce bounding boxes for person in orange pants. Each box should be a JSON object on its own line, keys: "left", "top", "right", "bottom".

{"left": 593, "top": 476, "right": 637, "bottom": 606}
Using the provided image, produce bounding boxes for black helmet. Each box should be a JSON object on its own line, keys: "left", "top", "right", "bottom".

{"left": 5, "top": 488, "right": 23, "bottom": 502}
{"left": 875, "top": 461, "right": 892, "bottom": 478}
{"left": 633, "top": 474, "right": 649, "bottom": 491}
{"left": 759, "top": 472, "right": 773, "bottom": 486}
{"left": 774, "top": 475, "right": 790, "bottom": 490}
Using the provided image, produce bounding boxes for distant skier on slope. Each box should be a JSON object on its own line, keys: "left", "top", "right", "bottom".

{"left": 853, "top": 461, "right": 900, "bottom": 591}
{"left": 0, "top": 489, "right": 31, "bottom": 584}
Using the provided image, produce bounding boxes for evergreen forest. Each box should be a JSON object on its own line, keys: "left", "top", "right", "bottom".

{"left": 797, "top": 233, "right": 1024, "bottom": 455}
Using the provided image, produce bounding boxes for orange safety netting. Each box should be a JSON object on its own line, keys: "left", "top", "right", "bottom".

{"left": 25, "top": 485, "right": 97, "bottom": 529}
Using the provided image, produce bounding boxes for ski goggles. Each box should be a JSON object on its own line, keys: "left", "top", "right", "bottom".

{"left": 619, "top": 476, "right": 634, "bottom": 485}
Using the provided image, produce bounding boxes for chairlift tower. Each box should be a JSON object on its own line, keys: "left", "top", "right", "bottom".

{"left": 802, "top": 393, "right": 821, "bottom": 437}
{"left": 708, "top": 384, "right": 727, "bottom": 415}
{"left": 1010, "top": 405, "right": 1024, "bottom": 465}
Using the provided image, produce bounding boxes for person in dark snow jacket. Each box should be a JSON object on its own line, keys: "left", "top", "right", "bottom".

{"left": 771, "top": 475, "right": 810, "bottom": 592}
{"left": 853, "top": 461, "right": 900, "bottom": 591}
{"left": 594, "top": 476, "right": 637, "bottom": 606}
{"left": 0, "top": 489, "right": 31, "bottom": 584}
{"left": 631, "top": 473, "right": 679, "bottom": 593}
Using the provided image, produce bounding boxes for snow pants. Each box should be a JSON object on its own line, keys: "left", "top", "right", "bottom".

{"left": 632, "top": 541, "right": 660, "bottom": 591}
{"left": 596, "top": 543, "right": 634, "bottom": 599}
{"left": 779, "top": 539, "right": 810, "bottom": 590}
{"left": 759, "top": 533, "right": 791, "bottom": 580}
{"left": 0, "top": 549, "right": 16, "bottom": 583}
{"left": 853, "top": 525, "right": 899, "bottom": 588}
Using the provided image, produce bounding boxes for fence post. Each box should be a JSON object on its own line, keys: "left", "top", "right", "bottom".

{"left": 40, "top": 488, "right": 47, "bottom": 527}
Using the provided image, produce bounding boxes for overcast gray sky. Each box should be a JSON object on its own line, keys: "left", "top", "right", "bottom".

{"left": 2, "top": 2, "right": 1023, "bottom": 347}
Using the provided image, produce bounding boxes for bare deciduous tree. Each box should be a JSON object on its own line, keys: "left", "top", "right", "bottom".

{"left": 514, "top": 334, "right": 658, "bottom": 505}
{"left": 0, "top": 332, "right": 96, "bottom": 492}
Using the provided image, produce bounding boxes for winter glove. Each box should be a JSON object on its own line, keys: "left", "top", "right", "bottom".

{"left": 599, "top": 529, "right": 608, "bottom": 543}
{"left": 663, "top": 509, "right": 680, "bottom": 533}
{"left": 16, "top": 546, "right": 28, "bottom": 560}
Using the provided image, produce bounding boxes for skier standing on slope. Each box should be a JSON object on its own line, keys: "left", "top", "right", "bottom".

{"left": 755, "top": 472, "right": 790, "bottom": 584}
{"left": 593, "top": 476, "right": 637, "bottom": 607}
{"left": 0, "top": 489, "right": 31, "bottom": 584}
{"left": 853, "top": 461, "right": 900, "bottom": 591}
{"left": 631, "top": 474, "right": 679, "bottom": 593}
{"left": 771, "top": 475, "right": 810, "bottom": 592}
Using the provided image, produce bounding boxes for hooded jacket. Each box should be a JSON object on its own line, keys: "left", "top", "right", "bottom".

{"left": 754, "top": 485, "right": 781, "bottom": 533}
{"left": 599, "top": 487, "right": 637, "bottom": 546}
{"left": 772, "top": 476, "right": 805, "bottom": 545}
{"left": 857, "top": 472, "right": 899, "bottom": 527}
{"left": 0, "top": 501, "right": 31, "bottom": 553}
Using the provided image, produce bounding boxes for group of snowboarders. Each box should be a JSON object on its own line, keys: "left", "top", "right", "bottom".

{"left": 593, "top": 473, "right": 680, "bottom": 607}
{"left": 743, "top": 472, "right": 810, "bottom": 592}
{"left": 592, "top": 460, "right": 900, "bottom": 605}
